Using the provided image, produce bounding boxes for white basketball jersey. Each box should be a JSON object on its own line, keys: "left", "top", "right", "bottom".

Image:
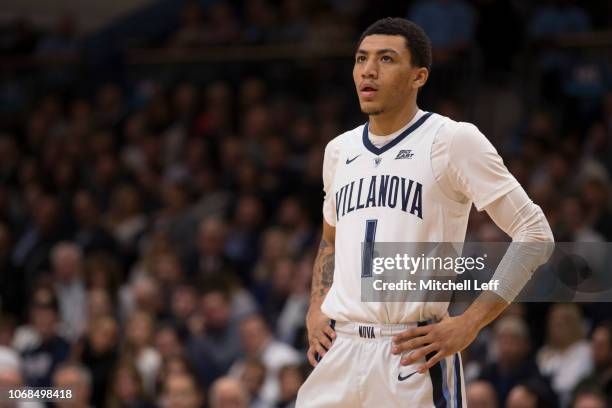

{"left": 321, "top": 112, "right": 473, "bottom": 324}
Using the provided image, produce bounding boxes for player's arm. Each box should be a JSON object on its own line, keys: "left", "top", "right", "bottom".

{"left": 391, "top": 188, "right": 553, "bottom": 372}
{"left": 391, "top": 123, "right": 554, "bottom": 372}
{"left": 306, "top": 219, "right": 336, "bottom": 367}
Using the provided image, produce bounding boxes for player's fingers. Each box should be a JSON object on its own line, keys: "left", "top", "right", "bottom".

{"left": 323, "top": 325, "right": 337, "bottom": 341}
{"left": 392, "top": 333, "right": 432, "bottom": 354}
{"left": 307, "top": 347, "right": 318, "bottom": 367}
{"left": 315, "top": 331, "right": 333, "bottom": 350}
{"left": 392, "top": 325, "right": 430, "bottom": 343}
{"left": 417, "top": 351, "right": 445, "bottom": 373}
{"left": 314, "top": 342, "right": 328, "bottom": 359}
{"left": 400, "top": 343, "right": 438, "bottom": 365}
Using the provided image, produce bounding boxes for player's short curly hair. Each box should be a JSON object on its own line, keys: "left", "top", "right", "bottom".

{"left": 358, "top": 17, "right": 432, "bottom": 71}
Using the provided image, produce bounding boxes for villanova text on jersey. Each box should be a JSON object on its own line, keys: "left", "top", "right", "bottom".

{"left": 334, "top": 174, "right": 423, "bottom": 222}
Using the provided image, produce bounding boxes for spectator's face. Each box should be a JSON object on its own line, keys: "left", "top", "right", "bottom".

{"left": 197, "top": 219, "right": 227, "bottom": 256}
{"left": 32, "top": 307, "right": 57, "bottom": 339}
{"left": 548, "top": 304, "right": 581, "bottom": 348}
{"left": 126, "top": 313, "right": 153, "bottom": 348}
{"left": 163, "top": 374, "right": 202, "bottom": 408}
{"left": 174, "top": 83, "right": 196, "bottom": 115}
{"left": 234, "top": 196, "right": 262, "bottom": 228}
{"left": 466, "top": 381, "right": 498, "bottom": 408}
{"left": 53, "top": 368, "right": 90, "bottom": 408}
{"left": 133, "top": 278, "right": 162, "bottom": 313}
{"left": 155, "top": 328, "right": 183, "bottom": 360}
{"left": 262, "top": 230, "right": 287, "bottom": 262}
{"left": 506, "top": 386, "right": 537, "bottom": 408}
{"left": 496, "top": 332, "right": 528, "bottom": 367}
{"left": 34, "top": 197, "right": 58, "bottom": 232}
{"left": 172, "top": 287, "right": 197, "bottom": 321}
{"left": 573, "top": 394, "right": 606, "bottom": 408}
{"left": 591, "top": 326, "right": 611, "bottom": 370}
{"left": 114, "top": 367, "right": 140, "bottom": 401}
{"left": 211, "top": 379, "right": 247, "bottom": 408}
{"left": 353, "top": 35, "right": 424, "bottom": 116}
{"left": 271, "top": 259, "right": 294, "bottom": 295}
{"left": 87, "top": 289, "right": 113, "bottom": 319}
{"left": 0, "top": 369, "right": 23, "bottom": 389}
{"left": 163, "top": 357, "right": 189, "bottom": 377}
{"left": 155, "top": 254, "right": 183, "bottom": 284}
{"left": 239, "top": 318, "right": 269, "bottom": 356}
{"left": 278, "top": 198, "right": 302, "bottom": 227}
{"left": 279, "top": 368, "right": 302, "bottom": 403}
{"left": 89, "top": 318, "right": 117, "bottom": 353}
{"left": 201, "top": 292, "right": 230, "bottom": 330}
{"left": 53, "top": 246, "right": 82, "bottom": 282}
{"left": 240, "top": 364, "right": 265, "bottom": 397}
{"left": 73, "top": 191, "right": 98, "bottom": 226}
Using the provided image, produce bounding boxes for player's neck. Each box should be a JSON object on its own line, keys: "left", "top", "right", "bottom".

{"left": 368, "top": 104, "right": 419, "bottom": 136}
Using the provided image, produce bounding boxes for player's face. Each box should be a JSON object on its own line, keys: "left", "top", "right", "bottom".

{"left": 353, "top": 35, "right": 426, "bottom": 116}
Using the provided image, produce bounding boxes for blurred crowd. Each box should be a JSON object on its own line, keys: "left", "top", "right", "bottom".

{"left": 0, "top": 0, "right": 612, "bottom": 407}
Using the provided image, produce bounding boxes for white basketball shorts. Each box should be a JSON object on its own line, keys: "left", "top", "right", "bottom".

{"left": 296, "top": 320, "right": 466, "bottom": 407}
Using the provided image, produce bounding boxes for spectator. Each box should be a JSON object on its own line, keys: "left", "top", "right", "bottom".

{"left": 187, "top": 288, "right": 241, "bottom": 386}
{"left": 185, "top": 217, "right": 232, "bottom": 279}
{"left": 506, "top": 378, "right": 558, "bottom": 408}
{"left": 210, "top": 377, "right": 249, "bottom": 408}
{"left": 79, "top": 316, "right": 119, "bottom": 406}
{"left": 51, "top": 242, "right": 87, "bottom": 341}
{"left": 537, "top": 304, "right": 593, "bottom": 407}
{"left": 571, "top": 385, "right": 607, "bottom": 408}
{"left": 0, "top": 315, "right": 19, "bottom": 372}
{"left": 467, "top": 380, "right": 498, "bottom": 408}
{"left": 238, "top": 358, "right": 270, "bottom": 408}
{"left": 122, "top": 310, "right": 161, "bottom": 394}
{"left": 480, "top": 316, "right": 543, "bottom": 405}
{"left": 231, "top": 314, "right": 301, "bottom": 403}
{"left": 169, "top": 1, "right": 207, "bottom": 48}
{"left": 161, "top": 371, "right": 204, "bottom": 408}
{"left": 0, "top": 367, "right": 44, "bottom": 408}
{"left": 52, "top": 363, "right": 92, "bottom": 408}
{"left": 578, "top": 321, "right": 612, "bottom": 402}
{"left": 17, "top": 287, "right": 69, "bottom": 387}
{"left": 72, "top": 190, "right": 117, "bottom": 255}
{"left": 106, "top": 360, "right": 153, "bottom": 408}
{"left": 277, "top": 364, "right": 306, "bottom": 408}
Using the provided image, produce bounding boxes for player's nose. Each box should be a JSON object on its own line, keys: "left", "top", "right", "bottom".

{"left": 361, "top": 61, "right": 378, "bottom": 79}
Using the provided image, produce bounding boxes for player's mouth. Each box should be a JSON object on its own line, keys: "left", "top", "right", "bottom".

{"left": 359, "top": 83, "right": 378, "bottom": 99}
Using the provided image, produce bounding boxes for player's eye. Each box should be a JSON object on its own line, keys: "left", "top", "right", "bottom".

{"left": 355, "top": 55, "right": 366, "bottom": 63}
{"left": 381, "top": 55, "right": 393, "bottom": 62}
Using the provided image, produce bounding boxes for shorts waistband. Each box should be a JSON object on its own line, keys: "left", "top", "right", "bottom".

{"left": 333, "top": 320, "right": 431, "bottom": 339}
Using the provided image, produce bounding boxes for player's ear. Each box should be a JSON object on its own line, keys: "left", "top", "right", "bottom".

{"left": 412, "top": 67, "right": 428, "bottom": 90}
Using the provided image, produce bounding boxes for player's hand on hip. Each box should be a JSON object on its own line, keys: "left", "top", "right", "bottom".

{"left": 391, "top": 315, "right": 479, "bottom": 373}
{"left": 306, "top": 308, "right": 336, "bottom": 367}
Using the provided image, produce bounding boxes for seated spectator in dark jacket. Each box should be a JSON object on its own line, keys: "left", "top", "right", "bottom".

{"left": 480, "top": 315, "right": 543, "bottom": 405}
{"left": 17, "top": 287, "right": 70, "bottom": 387}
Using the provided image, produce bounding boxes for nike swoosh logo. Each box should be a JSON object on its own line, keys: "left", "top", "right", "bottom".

{"left": 397, "top": 371, "right": 417, "bottom": 381}
{"left": 346, "top": 155, "right": 360, "bottom": 164}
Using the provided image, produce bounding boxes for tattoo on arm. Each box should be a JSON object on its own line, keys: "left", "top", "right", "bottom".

{"left": 311, "top": 238, "right": 335, "bottom": 305}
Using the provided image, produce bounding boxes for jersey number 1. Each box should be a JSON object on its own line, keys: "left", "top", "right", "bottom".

{"left": 361, "top": 219, "right": 378, "bottom": 277}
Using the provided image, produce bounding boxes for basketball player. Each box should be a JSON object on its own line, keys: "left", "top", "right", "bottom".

{"left": 296, "top": 17, "right": 554, "bottom": 407}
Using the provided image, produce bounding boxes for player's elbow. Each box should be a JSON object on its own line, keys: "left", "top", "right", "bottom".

{"left": 513, "top": 203, "right": 555, "bottom": 263}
